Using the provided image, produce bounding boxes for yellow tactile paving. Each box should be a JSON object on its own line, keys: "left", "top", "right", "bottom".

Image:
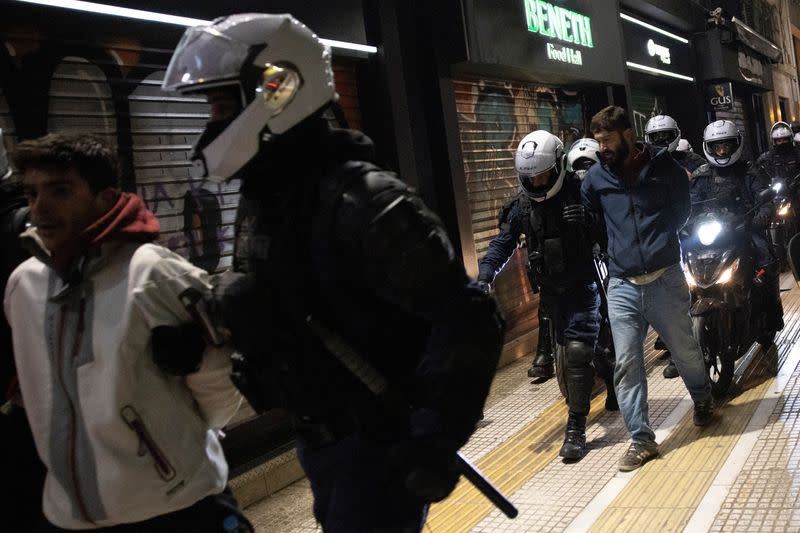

{"left": 425, "top": 389, "right": 611, "bottom": 532}
{"left": 588, "top": 376, "right": 773, "bottom": 533}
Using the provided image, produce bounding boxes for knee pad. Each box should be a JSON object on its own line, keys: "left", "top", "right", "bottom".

{"left": 565, "top": 340, "right": 593, "bottom": 367}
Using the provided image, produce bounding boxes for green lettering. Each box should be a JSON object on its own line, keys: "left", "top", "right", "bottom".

{"left": 537, "top": 1, "right": 550, "bottom": 37}
{"left": 560, "top": 8, "right": 572, "bottom": 42}
{"left": 571, "top": 12, "right": 581, "bottom": 45}
{"left": 549, "top": 4, "right": 562, "bottom": 41}
{"left": 525, "top": 0, "right": 538, "bottom": 32}
{"left": 584, "top": 16, "right": 593, "bottom": 48}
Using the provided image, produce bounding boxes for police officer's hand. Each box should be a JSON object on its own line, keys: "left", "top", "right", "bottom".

{"left": 476, "top": 280, "right": 492, "bottom": 296}
{"left": 394, "top": 435, "right": 460, "bottom": 502}
{"left": 562, "top": 204, "right": 589, "bottom": 225}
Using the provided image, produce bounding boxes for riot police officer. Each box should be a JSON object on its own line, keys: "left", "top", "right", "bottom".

{"left": 756, "top": 121, "right": 800, "bottom": 196}
{"left": 163, "top": 14, "right": 504, "bottom": 532}
{"left": 477, "top": 134, "right": 604, "bottom": 460}
{"left": 692, "top": 120, "right": 784, "bottom": 334}
{"left": 644, "top": 115, "right": 706, "bottom": 378}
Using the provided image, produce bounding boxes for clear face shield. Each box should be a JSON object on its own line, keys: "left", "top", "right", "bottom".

{"left": 163, "top": 25, "right": 251, "bottom": 92}
{"left": 707, "top": 138, "right": 739, "bottom": 162}
{"left": 647, "top": 129, "right": 679, "bottom": 148}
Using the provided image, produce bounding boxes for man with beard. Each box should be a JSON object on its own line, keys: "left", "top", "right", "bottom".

{"left": 581, "top": 106, "right": 714, "bottom": 472}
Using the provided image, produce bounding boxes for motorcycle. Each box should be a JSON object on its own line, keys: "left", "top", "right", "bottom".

{"left": 766, "top": 173, "right": 799, "bottom": 271}
{"left": 555, "top": 252, "right": 618, "bottom": 410}
{"left": 680, "top": 188, "right": 776, "bottom": 397}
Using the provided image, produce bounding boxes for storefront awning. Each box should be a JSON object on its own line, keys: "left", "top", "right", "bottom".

{"left": 730, "top": 17, "right": 782, "bottom": 63}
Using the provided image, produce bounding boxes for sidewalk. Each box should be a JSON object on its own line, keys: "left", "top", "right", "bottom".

{"left": 242, "top": 275, "right": 800, "bottom": 533}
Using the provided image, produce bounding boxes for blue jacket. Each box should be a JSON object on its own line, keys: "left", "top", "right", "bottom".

{"left": 581, "top": 146, "right": 690, "bottom": 279}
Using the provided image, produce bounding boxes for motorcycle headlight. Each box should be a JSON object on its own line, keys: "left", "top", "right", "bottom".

{"left": 715, "top": 258, "right": 740, "bottom": 285}
{"left": 697, "top": 221, "right": 723, "bottom": 246}
{"left": 779, "top": 203, "right": 791, "bottom": 217}
{"left": 773, "top": 182, "right": 784, "bottom": 193}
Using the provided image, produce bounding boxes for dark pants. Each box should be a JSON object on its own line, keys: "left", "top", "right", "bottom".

{"left": 297, "top": 435, "right": 428, "bottom": 533}
{"left": 33, "top": 488, "right": 251, "bottom": 533}
{"left": 543, "top": 282, "right": 601, "bottom": 347}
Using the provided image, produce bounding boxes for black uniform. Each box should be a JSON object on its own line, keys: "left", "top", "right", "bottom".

{"left": 755, "top": 145, "right": 800, "bottom": 185}
{"left": 673, "top": 150, "right": 707, "bottom": 174}
{"left": 690, "top": 162, "right": 784, "bottom": 330}
{"left": 477, "top": 177, "right": 600, "bottom": 418}
{"left": 217, "top": 126, "right": 504, "bottom": 532}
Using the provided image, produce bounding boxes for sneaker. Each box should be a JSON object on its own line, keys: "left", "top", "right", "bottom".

{"left": 662, "top": 359, "right": 679, "bottom": 379}
{"left": 693, "top": 398, "right": 714, "bottom": 426}
{"left": 618, "top": 442, "right": 658, "bottom": 472}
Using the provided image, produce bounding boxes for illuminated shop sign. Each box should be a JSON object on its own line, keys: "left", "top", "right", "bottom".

{"left": 621, "top": 13, "right": 694, "bottom": 82}
{"left": 524, "top": 0, "right": 594, "bottom": 48}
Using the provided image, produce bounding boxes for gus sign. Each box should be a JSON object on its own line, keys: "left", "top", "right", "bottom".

{"left": 708, "top": 82, "right": 733, "bottom": 110}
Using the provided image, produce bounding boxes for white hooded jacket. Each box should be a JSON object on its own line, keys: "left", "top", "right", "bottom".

{"left": 4, "top": 236, "right": 242, "bottom": 529}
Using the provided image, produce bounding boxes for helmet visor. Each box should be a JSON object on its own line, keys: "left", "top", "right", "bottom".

{"left": 647, "top": 129, "right": 678, "bottom": 147}
{"left": 572, "top": 158, "right": 596, "bottom": 172}
{"left": 520, "top": 169, "right": 557, "bottom": 197}
{"left": 163, "top": 25, "right": 251, "bottom": 91}
{"left": 707, "top": 138, "right": 739, "bottom": 159}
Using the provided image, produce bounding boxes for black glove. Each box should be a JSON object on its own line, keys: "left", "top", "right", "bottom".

{"left": 562, "top": 204, "right": 589, "bottom": 225}
{"left": 753, "top": 210, "right": 772, "bottom": 229}
{"left": 391, "top": 434, "right": 460, "bottom": 503}
{"left": 476, "top": 280, "right": 492, "bottom": 296}
{"left": 151, "top": 323, "right": 205, "bottom": 376}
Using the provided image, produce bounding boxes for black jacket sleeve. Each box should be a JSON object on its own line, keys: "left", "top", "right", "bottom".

{"left": 665, "top": 156, "right": 691, "bottom": 231}
{"left": 477, "top": 199, "right": 524, "bottom": 283}
{"left": 332, "top": 170, "right": 505, "bottom": 447}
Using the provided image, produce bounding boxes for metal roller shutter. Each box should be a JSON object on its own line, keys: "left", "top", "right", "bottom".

{"left": 47, "top": 57, "right": 117, "bottom": 146}
{"left": 453, "top": 77, "right": 586, "bottom": 361}
{"left": 0, "top": 87, "right": 15, "bottom": 154}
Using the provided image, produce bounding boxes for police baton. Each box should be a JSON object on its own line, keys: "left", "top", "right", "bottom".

{"left": 306, "top": 315, "right": 519, "bottom": 519}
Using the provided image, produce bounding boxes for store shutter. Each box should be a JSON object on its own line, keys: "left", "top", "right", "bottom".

{"left": 47, "top": 57, "right": 117, "bottom": 146}
{"left": 0, "top": 87, "right": 15, "bottom": 154}
{"left": 453, "top": 77, "right": 586, "bottom": 362}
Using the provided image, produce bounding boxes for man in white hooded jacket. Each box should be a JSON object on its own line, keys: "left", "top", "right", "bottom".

{"left": 4, "top": 133, "right": 249, "bottom": 532}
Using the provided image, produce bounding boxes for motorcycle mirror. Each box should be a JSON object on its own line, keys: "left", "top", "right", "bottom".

{"left": 789, "top": 234, "right": 800, "bottom": 286}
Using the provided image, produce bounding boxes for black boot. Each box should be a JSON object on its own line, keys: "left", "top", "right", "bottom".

{"left": 560, "top": 413, "right": 587, "bottom": 460}
{"left": 662, "top": 358, "right": 679, "bottom": 379}
{"left": 528, "top": 316, "right": 554, "bottom": 378}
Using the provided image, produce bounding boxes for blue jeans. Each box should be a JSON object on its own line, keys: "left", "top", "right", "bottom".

{"left": 607, "top": 263, "right": 711, "bottom": 445}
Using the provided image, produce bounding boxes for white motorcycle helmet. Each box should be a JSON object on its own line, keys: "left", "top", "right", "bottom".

{"left": 162, "top": 14, "right": 338, "bottom": 182}
{"left": 515, "top": 130, "right": 565, "bottom": 202}
{"left": 676, "top": 138, "right": 693, "bottom": 153}
{"left": 644, "top": 115, "right": 681, "bottom": 152}
{"left": 566, "top": 138, "right": 600, "bottom": 179}
{"left": 794, "top": 132, "right": 800, "bottom": 145}
{"left": 702, "top": 120, "right": 743, "bottom": 167}
{"left": 771, "top": 121, "right": 794, "bottom": 153}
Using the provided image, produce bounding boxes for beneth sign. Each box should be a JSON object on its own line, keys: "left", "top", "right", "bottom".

{"left": 524, "top": 0, "right": 593, "bottom": 66}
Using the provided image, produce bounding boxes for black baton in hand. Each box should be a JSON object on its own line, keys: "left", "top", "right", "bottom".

{"left": 306, "top": 316, "right": 519, "bottom": 519}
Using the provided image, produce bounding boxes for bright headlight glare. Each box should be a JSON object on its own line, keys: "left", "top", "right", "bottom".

{"left": 716, "top": 258, "right": 739, "bottom": 285}
{"left": 773, "top": 182, "right": 783, "bottom": 192}
{"left": 697, "top": 221, "right": 723, "bottom": 246}
{"left": 779, "top": 204, "right": 790, "bottom": 216}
